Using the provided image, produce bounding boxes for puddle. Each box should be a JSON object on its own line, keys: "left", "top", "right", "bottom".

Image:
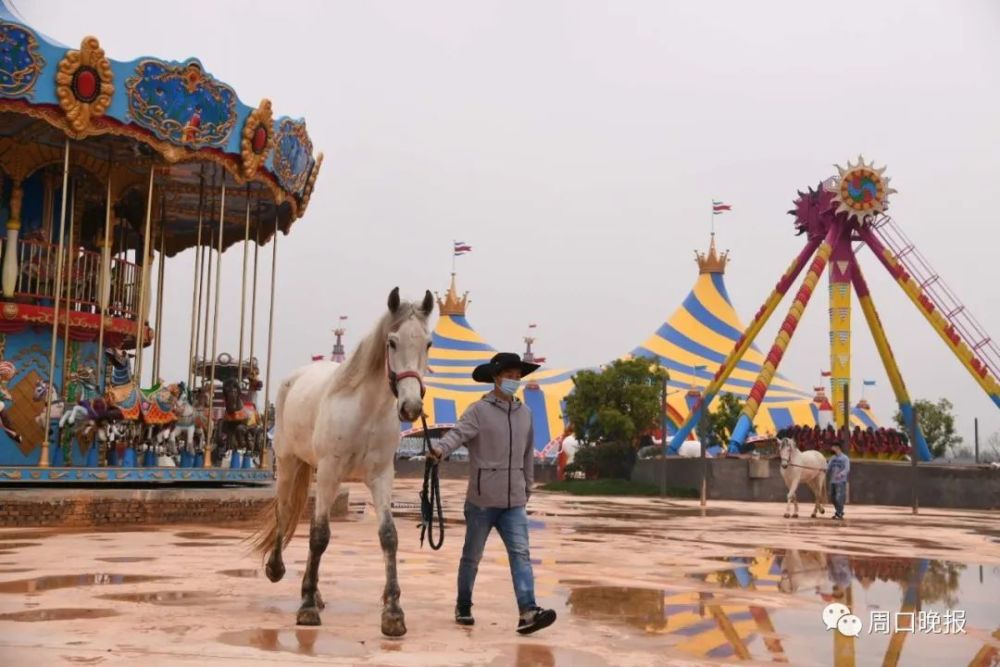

{"left": 218, "top": 568, "right": 260, "bottom": 578}
{"left": 0, "top": 530, "right": 60, "bottom": 541}
{"left": 487, "top": 643, "right": 610, "bottom": 667}
{"left": 0, "top": 574, "right": 167, "bottom": 594}
{"left": 0, "top": 607, "right": 119, "bottom": 622}
{"left": 95, "top": 557, "right": 157, "bottom": 563}
{"left": 0, "top": 568, "right": 32, "bottom": 574}
{"left": 571, "top": 550, "right": 1000, "bottom": 665}
{"left": 174, "top": 531, "right": 241, "bottom": 541}
{"left": 0, "top": 542, "right": 42, "bottom": 549}
{"left": 217, "top": 628, "right": 366, "bottom": 657}
{"left": 170, "top": 542, "right": 224, "bottom": 548}
{"left": 98, "top": 590, "right": 212, "bottom": 606}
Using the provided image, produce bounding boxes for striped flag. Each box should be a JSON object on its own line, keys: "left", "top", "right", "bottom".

{"left": 863, "top": 379, "right": 876, "bottom": 386}
{"left": 453, "top": 241, "right": 472, "bottom": 256}
{"left": 339, "top": 315, "right": 348, "bottom": 322}
{"left": 821, "top": 370, "right": 832, "bottom": 377}
{"left": 712, "top": 200, "right": 732, "bottom": 215}
{"left": 528, "top": 323, "right": 537, "bottom": 329}
{"left": 311, "top": 354, "right": 325, "bottom": 361}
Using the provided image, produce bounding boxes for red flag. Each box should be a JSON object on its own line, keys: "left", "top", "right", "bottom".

{"left": 312, "top": 354, "right": 325, "bottom": 361}
{"left": 820, "top": 370, "right": 832, "bottom": 377}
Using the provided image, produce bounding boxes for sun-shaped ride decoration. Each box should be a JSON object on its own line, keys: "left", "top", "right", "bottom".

{"left": 832, "top": 155, "right": 895, "bottom": 222}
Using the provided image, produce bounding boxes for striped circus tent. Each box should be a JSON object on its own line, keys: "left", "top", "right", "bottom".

{"left": 410, "top": 241, "right": 878, "bottom": 455}
{"left": 400, "top": 274, "right": 573, "bottom": 454}
{"left": 630, "top": 237, "right": 875, "bottom": 437}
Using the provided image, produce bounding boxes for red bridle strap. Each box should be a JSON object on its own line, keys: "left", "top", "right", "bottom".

{"left": 386, "top": 346, "right": 426, "bottom": 399}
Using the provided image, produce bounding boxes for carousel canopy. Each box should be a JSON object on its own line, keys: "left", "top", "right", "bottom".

{"left": 0, "top": 0, "right": 321, "bottom": 256}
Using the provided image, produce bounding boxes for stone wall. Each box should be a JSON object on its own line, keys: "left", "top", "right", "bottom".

{"left": 0, "top": 487, "right": 349, "bottom": 528}
{"left": 631, "top": 458, "right": 1000, "bottom": 510}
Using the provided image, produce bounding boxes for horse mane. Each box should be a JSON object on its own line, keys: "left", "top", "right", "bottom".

{"left": 332, "top": 300, "right": 428, "bottom": 394}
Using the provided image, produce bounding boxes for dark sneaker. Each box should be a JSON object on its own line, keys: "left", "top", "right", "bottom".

{"left": 517, "top": 606, "right": 557, "bottom": 635}
{"left": 455, "top": 605, "right": 474, "bottom": 626}
{"left": 833, "top": 514, "right": 844, "bottom": 520}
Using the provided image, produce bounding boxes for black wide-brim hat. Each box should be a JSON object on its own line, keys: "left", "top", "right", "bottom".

{"left": 472, "top": 352, "right": 540, "bottom": 383}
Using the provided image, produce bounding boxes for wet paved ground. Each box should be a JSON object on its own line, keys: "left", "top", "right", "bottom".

{"left": 0, "top": 479, "right": 998, "bottom": 666}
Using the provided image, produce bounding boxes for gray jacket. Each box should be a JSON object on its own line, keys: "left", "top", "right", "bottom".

{"left": 435, "top": 393, "right": 535, "bottom": 509}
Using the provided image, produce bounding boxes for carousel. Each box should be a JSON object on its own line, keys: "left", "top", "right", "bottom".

{"left": 0, "top": 1, "right": 321, "bottom": 483}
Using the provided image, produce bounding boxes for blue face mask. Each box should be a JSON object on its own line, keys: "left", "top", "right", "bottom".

{"left": 499, "top": 378, "right": 521, "bottom": 396}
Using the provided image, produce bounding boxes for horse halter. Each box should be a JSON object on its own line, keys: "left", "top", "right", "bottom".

{"left": 385, "top": 343, "right": 426, "bottom": 400}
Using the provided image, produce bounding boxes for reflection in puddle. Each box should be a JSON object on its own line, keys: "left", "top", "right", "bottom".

{"left": 570, "top": 550, "right": 1000, "bottom": 665}
{"left": 0, "top": 607, "right": 119, "bottom": 622}
{"left": 217, "top": 628, "right": 365, "bottom": 657}
{"left": 98, "top": 590, "right": 212, "bottom": 605}
{"left": 95, "top": 557, "right": 157, "bottom": 563}
{"left": 218, "top": 568, "right": 260, "bottom": 578}
{"left": 0, "top": 574, "right": 166, "bottom": 594}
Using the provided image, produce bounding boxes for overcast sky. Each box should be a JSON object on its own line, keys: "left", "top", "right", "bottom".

{"left": 17, "top": 0, "right": 1000, "bottom": 445}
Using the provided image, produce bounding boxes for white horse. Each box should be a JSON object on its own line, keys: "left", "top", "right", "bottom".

{"left": 251, "top": 287, "right": 433, "bottom": 636}
{"left": 168, "top": 390, "right": 207, "bottom": 455}
{"left": 777, "top": 437, "right": 827, "bottom": 518}
{"left": 33, "top": 380, "right": 66, "bottom": 427}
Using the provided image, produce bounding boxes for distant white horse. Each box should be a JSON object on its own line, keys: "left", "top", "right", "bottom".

{"left": 777, "top": 438, "right": 827, "bottom": 518}
{"left": 168, "top": 390, "right": 207, "bottom": 455}
{"left": 251, "top": 287, "right": 433, "bottom": 637}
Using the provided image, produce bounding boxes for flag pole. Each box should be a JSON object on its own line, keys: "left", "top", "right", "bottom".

{"left": 451, "top": 240, "right": 456, "bottom": 275}
{"left": 711, "top": 198, "right": 715, "bottom": 237}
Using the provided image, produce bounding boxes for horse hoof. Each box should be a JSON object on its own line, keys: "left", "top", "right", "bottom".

{"left": 783, "top": 513, "right": 790, "bottom": 519}
{"left": 792, "top": 513, "right": 798, "bottom": 519}
{"left": 811, "top": 513, "right": 817, "bottom": 518}
{"left": 297, "top": 606, "right": 322, "bottom": 626}
{"left": 820, "top": 507, "right": 826, "bottom": 514}
{"left": 381, "top": 608, "right": 407, "bottom": 637}
{"left": 265, "top": 560, "right": 285, "bottom": 583}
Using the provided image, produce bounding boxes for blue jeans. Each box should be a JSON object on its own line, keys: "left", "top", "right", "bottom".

{"left": 457, "top": 501, "right": 536, "bottom": 613}
{"left": 830, "top": 482, "right": 847, "bottom": 517}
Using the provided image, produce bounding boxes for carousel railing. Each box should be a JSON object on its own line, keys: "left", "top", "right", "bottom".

{"left": 4, "top": 238, "right": 141, "bottom": 320}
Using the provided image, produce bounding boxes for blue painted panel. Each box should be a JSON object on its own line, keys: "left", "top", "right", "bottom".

{"left": 768, "top": 407, "right": 794, "bottom": 430}
{"left": 522, "top": 388, "right": 551, "bottom": 451}
{"left": 433, "top": 398, "right": 457, "bottom": 425}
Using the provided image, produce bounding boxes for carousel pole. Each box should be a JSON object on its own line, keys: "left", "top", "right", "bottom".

{"left": 97, "top": 161, "right": 114, "bottom": 390}
{"left": 187, "top": 175, "right": 205, "bottom": 390}
{"left": 60, "top": 178, "right": 79, "bottom": 399}
{"left": 261, "top": 217, "right": 279, "bottom": 473}
{"left": 201, "top": 226, "right": 214, "bottom": 381}
{"left": 152, "top": 224, "right": 166, "bottom": 384}
{"left": 248, "top": 220, "right": 260, "bottom": 392}
{"left": 41, "top": 140, "right": 72, "bottom": 468}
{"left": 133, "top": 166, "right": 156, "bottom": 390}
{"left": 203, "top": 178, "right": 226, "bottom": 468}
{"left": 237, "top": 186, "right": 251, "bottom": 385}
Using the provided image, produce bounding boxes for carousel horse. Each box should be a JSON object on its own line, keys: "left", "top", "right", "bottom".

{"left": 251, "top": 287, "right": 433, "bottom": 635}
{"left": 216, "top": 377, "right": 254, "bottom": 461}
{"left": 103, "top": 347, "right": 179, "bottom": 448}
{"left": 0, "top": 361, "right": 22, "bottom": 444}
{"left": 777, "top": 437, "right": 827, "bottom": 519}
{"left": 168, "top": 384, "right": 210, "bottom": 455}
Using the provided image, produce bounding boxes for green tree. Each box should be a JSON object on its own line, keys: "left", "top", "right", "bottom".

{"left": 564, "top": 358, "right": 669, "bottom": 446}
{"left": 696, "top": 392, "right": 744, "bottom": 447}
{"left": 893, "top": 398, "right": 962, "bottom": 458}
{"left": 564, "top": 359, "right": 669, "bottom": 479}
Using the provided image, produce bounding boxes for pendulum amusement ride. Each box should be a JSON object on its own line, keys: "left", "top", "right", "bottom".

{"left": 669, "top": 156, "right": 1000, "bottom": 461}
{"left": 0, "top": 1, "right": 321, "bottom": 483}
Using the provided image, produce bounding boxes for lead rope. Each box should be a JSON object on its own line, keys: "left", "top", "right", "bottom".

{"left": 419, "top": 413, "right": 444, "bottom": 550}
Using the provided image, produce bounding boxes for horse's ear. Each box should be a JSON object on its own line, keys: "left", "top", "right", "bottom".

{"left": 387, "top": 287, "right": 400, "bottom": 313}
{"left": 421, "top": 290, "right": 434, "bottom": 317}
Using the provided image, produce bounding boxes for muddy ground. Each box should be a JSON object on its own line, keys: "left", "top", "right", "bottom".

{"left": 0, "top": 479, "right": 998, "bottom": 666}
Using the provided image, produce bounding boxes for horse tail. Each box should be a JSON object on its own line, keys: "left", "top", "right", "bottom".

{"left": 248, "top": 456, "right": 311, "bottom": 562}
{"left": 248, "top": 376, "right": 308, "bottom": 562}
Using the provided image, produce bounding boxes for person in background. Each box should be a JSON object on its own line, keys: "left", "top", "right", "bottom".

{"left": 827, "top": 440, "right": 851, "bottom": 520}
{"left": 428, "top": 352, "right": 557, "bottom": 635}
